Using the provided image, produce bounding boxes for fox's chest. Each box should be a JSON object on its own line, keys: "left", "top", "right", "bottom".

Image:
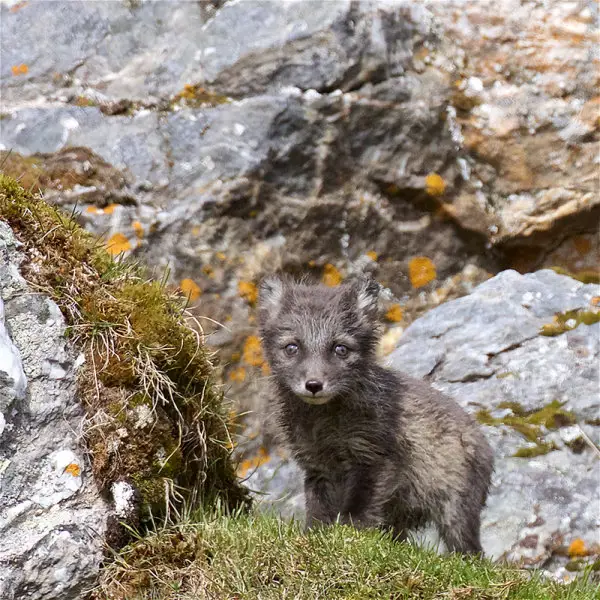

{"left": 291, "top": 413, "right": 380, "bottom": 472}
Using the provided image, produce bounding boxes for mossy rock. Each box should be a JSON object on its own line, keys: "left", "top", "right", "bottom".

{"left": 0, "top": 174, "right": 250, "bottom": 534}
{"left": 477, "top": 400, "right": 577, "bottom": 458}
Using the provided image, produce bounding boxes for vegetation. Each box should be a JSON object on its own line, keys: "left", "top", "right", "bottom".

{"left": 540, "top": 308, "right": 600, "bottom": 337}
{"left": 550, "top": 267, "right": 600, "bottom": 285}
{"left": 92, "top": 511, "right": 599, "bottom": 600}
{"left": 0, "top": 174, "right": 249, "bottom": 529}
{"left": 477, "top": 400, "right": 577, "bottom": 458}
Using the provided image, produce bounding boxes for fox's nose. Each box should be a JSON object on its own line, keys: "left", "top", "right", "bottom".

{"left": 305, "top": 380, "right": 323, "bottom": 395}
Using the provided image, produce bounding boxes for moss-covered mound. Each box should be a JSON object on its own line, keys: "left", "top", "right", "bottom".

{"left": 0, "top": 175, "right": 249, "bottom": 529}
{"left": 92, "top": 512, "right": 599, "bottom": 600}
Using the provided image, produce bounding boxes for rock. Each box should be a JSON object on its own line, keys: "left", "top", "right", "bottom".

{"left": 242, "top": 269, "right": 600, "bottom": 578}
{"left": 1, "top": 1, "right": 598, "bottom": 565}
{"left": 428, "top": 0, "right": 600, "bottom": 262}
{"left": 390, "top": 269, "right": 600, "bottom": 573}
{"left": 0, "top": 222, "right": 109, "bottom": 600}
{"left": 1, "top": 0, "right": 596, "bottom": 365}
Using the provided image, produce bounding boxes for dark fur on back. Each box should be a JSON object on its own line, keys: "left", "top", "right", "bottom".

{"left": 259, "top": 275, "right": 494, "bottom": 554}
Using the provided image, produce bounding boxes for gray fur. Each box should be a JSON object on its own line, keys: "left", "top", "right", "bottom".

{"left": 259, "top": 275, "right": 494, "bottom": 554}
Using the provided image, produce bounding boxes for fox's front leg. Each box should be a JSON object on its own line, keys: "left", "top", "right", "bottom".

{"left": 340, "top": 462, "right": 390, "bottom": 528}
{"left": 304, "top": 472, "right": 340, "bottom": 529}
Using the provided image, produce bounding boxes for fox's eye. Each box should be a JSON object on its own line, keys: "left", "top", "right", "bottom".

{"left": 284, "top": 343, "right": 299, "bottom": 356}
{"left": 334, "top": 344, "right": 349, "bottom": 358}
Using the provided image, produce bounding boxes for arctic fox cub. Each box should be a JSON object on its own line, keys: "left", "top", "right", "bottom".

{"left": 258, "top": 275, "right": 493, "bottom": 554}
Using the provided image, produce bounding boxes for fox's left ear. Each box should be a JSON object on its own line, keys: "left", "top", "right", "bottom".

{"left": 258, "top": 275, "right": 285, "bottom": 328}
{"left": 348, "top": 276, "right": 380, "bottom": 323}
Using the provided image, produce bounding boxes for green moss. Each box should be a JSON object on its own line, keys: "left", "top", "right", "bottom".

{"left": 496, "top": 371, "right": 519, "bottom": 379}
{"left": 478, "top": 400, "right": 577, "bottom": 458}
{"left": 541, "top": 308, "right": 600, "bottom": 337}
{"left": 513, "top": 442, "right": 558, "bottom": 458}
{"left": 550, "top": 266, "right": 600, "bottom": 285}
{"left": 0, "top": 174, "right": 250, "bottom": 531}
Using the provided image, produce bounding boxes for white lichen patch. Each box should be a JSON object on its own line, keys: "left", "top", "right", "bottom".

{"left": 133, "top": 404, "right": 154, "bottom": 429}
{"left": 112, "top": 480, "right": 136, "bottom": 518}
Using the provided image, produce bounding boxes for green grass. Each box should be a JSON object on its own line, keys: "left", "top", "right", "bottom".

{"left": 92, "top": 511, "right": 599, "bottom": 600}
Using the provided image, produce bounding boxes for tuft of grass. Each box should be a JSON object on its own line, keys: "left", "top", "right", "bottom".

{"left": 91, "top": 511, "right": 599, "bottom": 600}
{"left": 0, "top": 175, "right": 249, "bottom": 531}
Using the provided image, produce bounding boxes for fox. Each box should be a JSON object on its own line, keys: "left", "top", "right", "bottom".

{"left": 258, "top": 274, "right": 494, "bottom": 554}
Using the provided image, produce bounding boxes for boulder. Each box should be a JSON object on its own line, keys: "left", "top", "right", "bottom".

{"left": 0, "top": 222, "right": 109, "bottom": 599}
{"left": 390, "top": 269, "right": 600, "bottom": 575}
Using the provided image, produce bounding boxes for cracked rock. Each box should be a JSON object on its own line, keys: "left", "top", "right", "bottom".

{"left": 0, "top": 222, "right": 109, "bottom": 600}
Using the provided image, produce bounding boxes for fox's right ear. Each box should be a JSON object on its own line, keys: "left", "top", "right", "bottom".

{"left": 258, "top": 276, "right": 284, "bottom": 326}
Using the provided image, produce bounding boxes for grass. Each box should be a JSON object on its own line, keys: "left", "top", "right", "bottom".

{"left": 0, "top": 174, "right": 249, "bottom": 533}
{"left": 91, "top": 511, "right": 599, "bottom": 600}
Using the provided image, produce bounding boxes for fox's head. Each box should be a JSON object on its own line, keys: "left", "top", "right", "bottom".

{"left": 258, "top": 275, "right": 381, "bottom": 405}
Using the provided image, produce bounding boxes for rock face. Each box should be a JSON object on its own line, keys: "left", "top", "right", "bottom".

{"left": 0, "top": 222, "right": 108, "bottom": 599}
{"left": 1, "top": 0, "right": 598, "bottom": 578}
{"left": 242, "top": 270, "right": 600, "bottom": 579}
{"left": 1, "top": 0, "right": 597, "bottom": 422}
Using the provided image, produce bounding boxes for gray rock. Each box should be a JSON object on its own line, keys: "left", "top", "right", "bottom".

{"left": 391, "top": 269, "right": 600, "bottom": 573}
{"left": 243, "top": 270, "right": 600, "bottom": 578}
{"left": 0, "top": 222, "right": 109, "bottom": 600}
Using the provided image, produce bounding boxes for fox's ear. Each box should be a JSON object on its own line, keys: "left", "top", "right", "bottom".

{"left": 348, "top": 276, "right": 380, "bottom": 323}
{"left": 258, "top": 275, "right": 285, "bottom": 326}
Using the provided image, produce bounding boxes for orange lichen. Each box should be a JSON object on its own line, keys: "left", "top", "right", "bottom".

{"left": 11, "top": 64, "right": 28, "bottom": 76}
{"left": 103, "top": 204, "right": 119, "bottom": 215}
{"left": 591, "top": 297, "right": 600, "bottom": 306}
{"left": 425, "top": 173, "right": 446, "bottom": 197}
{"left": 385, "top": 304, "right": 403, "bottom": 322}
{"left": 86, "top": 206, "right": 100, "bottom": 214}
{"left": 261, "top": 362, "right": 271, "bottom": 376}
{"left": 238, "top": 281, "right": 258, "bottom": 305}
{"left": 10, "top": 1, "right": 29, "bottom": 12}
{"left": 237, "top": 446, "right": 270, "bottom": 477}
{"left": 242, "top": 336, "right": 264, "bottom": 367}
{"left": 568, "top": 539, "right": 588, "bottom": 557}
{"left": 64, "top": 463, "right": 81, "bottom": 477}
{"left": 106, "top": 233, "right": 131, "bottom": 256}
{"left": 132, "top": 221, "right": 144, "bottom": 239}
{"left": 228, "top": 366, "right": 246, "bottom": 383}
{"left": 408, "top": 257, "right": 437, "bottom": 288}
{"left": 366, "top": 250, "right": 378, "bottom": 261}
{"left": 216, "top": 252, "right": 226, "bottom": 261}
{"left": 179, "top": 278, "right": 202, "bottom": 302}
{"left": 322, "top": 263, "right": 342, "bottom": 287}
